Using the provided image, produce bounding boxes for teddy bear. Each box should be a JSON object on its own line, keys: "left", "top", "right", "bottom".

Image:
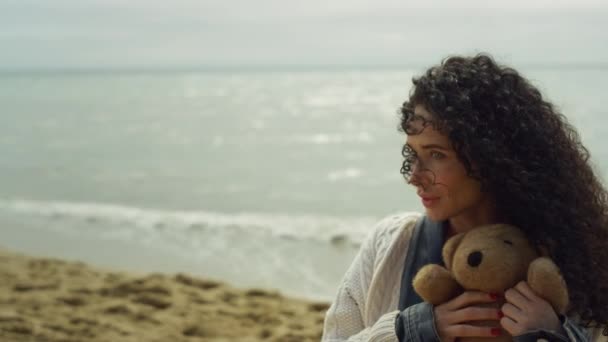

{"left": 412, "top": 224, "right": 569, "bottom": 342}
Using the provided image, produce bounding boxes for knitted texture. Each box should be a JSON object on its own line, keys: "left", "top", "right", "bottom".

{"left": 322, "top": 212, "right": 421, "bottom": 341}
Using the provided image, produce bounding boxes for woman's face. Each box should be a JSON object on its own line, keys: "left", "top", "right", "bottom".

{"left": 406, "top": 105, "right": 493, "bottom": 225}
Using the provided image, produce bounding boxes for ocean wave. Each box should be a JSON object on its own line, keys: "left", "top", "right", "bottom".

{"left": 0, "top": 199, "right": 379, "bottom": 247}
{"left": 289, "top": 132, "right": 373, "bottom": 145}
{"left": 326, "top": 168, "right": 363, "bottom": 182}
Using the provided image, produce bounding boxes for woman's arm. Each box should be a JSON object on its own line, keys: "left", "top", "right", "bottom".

{"left": 395, "top": 301, "right": 440, "bottom": 341}
{"left": 322, "top": 214, "right": 417, "bottom": 342}
{"left": 322, "top": 292, "right": 400, "bottom": 342}
{"left": 397, "top": 291, "right": 504, "bottom": 342}
{"left": 321, "top": 216, "right": 396, "bottom": 341}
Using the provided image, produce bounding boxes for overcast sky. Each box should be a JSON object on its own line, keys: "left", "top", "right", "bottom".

{"left": 1, "top": 0, "right": 607, "bottom": 70}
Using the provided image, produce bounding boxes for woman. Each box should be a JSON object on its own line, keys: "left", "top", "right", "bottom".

{"left": 321, "top": 54, "right": 608, "bottom": 341}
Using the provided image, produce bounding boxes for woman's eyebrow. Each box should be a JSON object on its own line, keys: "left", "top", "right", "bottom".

{"left": 420, "top": 144, "right": 449, "bottom": 150}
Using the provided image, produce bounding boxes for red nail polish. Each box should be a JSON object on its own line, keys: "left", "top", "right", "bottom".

{"left": 491, "top": 328, "right": 502, "bottom": 336}
{"left": 498, "top": 310, "right": 504, "bottom": 319}
{"left": 489, "top": 293, "right": 499, "bottom": 300}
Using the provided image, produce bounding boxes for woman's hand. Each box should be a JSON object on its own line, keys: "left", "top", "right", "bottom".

{"left": 500, "top": 281, "right": 564, "bottom": 336}
{"left": 434, "top": 291, "right": 503, "bottom": 342}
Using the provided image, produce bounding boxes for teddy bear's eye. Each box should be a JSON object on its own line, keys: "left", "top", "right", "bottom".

{"left": 503, "top": 240, "right": 513, "bottom": 245}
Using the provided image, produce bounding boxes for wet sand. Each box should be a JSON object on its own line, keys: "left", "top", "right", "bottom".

{"left": 0, "top": 248, "right": 329, "bottom": 341}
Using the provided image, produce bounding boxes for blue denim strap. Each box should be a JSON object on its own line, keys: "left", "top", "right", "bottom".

{"left": 395, "top": 215, "right": 446, "bottom": 341}
{"left": 398, "top": 215, "right": 446, "bottom": 311}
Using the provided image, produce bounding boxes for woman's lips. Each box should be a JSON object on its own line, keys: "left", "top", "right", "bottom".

{"left": 420, "top": 196, "right": 440, "bottom": 207}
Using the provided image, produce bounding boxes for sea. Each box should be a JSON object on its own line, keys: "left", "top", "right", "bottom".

{"left": 1, "top": 67, "right": 607, "bottom": 301}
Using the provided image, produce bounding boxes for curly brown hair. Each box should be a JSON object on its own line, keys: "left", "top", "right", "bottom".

{"left": 399, "top": 53, "right": 608, "bottom": 330}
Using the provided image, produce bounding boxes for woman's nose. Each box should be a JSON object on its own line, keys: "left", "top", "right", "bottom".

{"left": 409, "top": 161, "right": 433, "bottom": 186}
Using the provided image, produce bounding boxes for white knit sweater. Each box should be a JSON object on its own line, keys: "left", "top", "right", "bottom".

{"left": 322, "top": 212, "right": 421, "bottom": 342}
{"left": 321, "top": 212, "right": 606, "bottom": 342}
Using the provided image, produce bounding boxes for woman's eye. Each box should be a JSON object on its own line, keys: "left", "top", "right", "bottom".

{"left": 430, "top": 151, "right": 445, "bottom": 159}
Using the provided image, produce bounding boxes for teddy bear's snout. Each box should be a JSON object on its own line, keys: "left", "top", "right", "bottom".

{"left": 467, "top": 251, "right": 483, "bottom": 267}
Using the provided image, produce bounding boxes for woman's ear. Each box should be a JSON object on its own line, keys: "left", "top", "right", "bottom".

{"left": 443, "top": 233, "right": 465, "bottom": 269}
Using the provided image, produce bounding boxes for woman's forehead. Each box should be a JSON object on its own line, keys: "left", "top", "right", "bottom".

{"left": 404, "top": 105, "right": 440, "bottom": 134}
{"left": 405, "top": 125, "right": 451, "bottom": 146}
{"left": 405, "top": 104, "right": 452, "bottom": 147}
{"left": 414, "top": 104, "right": 434, "bottom": 119}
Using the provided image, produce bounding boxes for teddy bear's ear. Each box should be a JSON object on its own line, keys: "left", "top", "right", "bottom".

{"left": 443, "top": 233, "right": 465, "bottom": 270}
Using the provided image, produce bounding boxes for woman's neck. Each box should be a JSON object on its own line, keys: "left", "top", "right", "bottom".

{"left": 446, "top": 198, "right": 504, "bottom": 237}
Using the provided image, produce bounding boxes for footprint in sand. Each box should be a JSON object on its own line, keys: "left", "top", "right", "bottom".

{"left": 220, "top": 291, "right": 238, "bottom": 305}
{"left": 56, "top": 296, "right": 87, "bottom": 306}
{"left": 308, "top": 302, "right": 330, "bottom": 312}
{"left": 104, "top": 304, "right": 133, "bottom": 315}
{"left": 99, "top": 280, "right": 171, "bottom": 297}
{"left": 182, "top": 325, "right": 206, "bottom": 337}
{"left": 131, "top": 294, "right": 171, "bottom": 310}
{"left": 174, "top": 274, "right": 221, "bottom": 290}
{"left": 245, "top": 289, "right": 281, "bottom": 299}
{"left": 259, "top": 328, "right": 273, "bottom": 338}
{"left": 13, "top": 282, "right": 59, "bottom": 292}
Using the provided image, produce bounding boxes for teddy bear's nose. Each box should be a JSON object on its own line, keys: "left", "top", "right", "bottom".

{"left": 467, "top": 251, "right": 483, "bottom": 267}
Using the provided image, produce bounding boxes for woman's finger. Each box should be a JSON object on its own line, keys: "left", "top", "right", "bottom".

{"left": 504, "top": 287, "right": 529, "bottom": 310}
{"left": 500, "top": 316, "right": 520, "bottom": 336}
{"left": 445, "top": 291, "right": 498, "bottom": 311}
{"left": 514, "top": 281, "right": 539, "bottom": 302}
{"left": 501, "top": 302, "right": 522, "bottom": 322}
{"left": 448, "top": 306, "right": 502, "bottom": 324}
{"left": 445, "top": 324, "right": 502, "bottom": 338}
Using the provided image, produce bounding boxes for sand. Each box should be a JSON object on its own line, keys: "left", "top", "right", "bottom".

{"left": 0, "top": 248, "right": 330, "bottom": 342}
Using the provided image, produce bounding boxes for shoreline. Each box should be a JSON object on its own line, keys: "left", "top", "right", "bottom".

{"left": 0, "top": 211, "right": 355, "bottom": 303}
{"left": 0, "top": 247, "right": 329, "bottom": 341}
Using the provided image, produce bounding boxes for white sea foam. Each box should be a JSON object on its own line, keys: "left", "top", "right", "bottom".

{"left": 211, "top": 135, "right": 225, "bottom": 146}
{"left": 0, "top": 198, "right": 384, "bottom": 300}
{"left": 0, "top": 198, "right": 388, "bottom": 299}
{"left": 0, "top": 198, "right": 377, "bottom": 247}
{"left": 250, "top": 119, "right": 266, "bottom": 130}
{"left": 327, "top": 168, "right": 363, "bottom": 182}
{"left": 289, "top": 131, "right": 374, "bottom": 145}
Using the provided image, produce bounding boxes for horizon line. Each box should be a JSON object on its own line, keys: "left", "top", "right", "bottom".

{"left": 2, "top": 62, "right": 608, "bottom": 75}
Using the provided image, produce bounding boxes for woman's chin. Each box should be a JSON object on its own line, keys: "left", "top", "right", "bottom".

{"left": 424, "top": 209, "right": 447, "bottom": 222}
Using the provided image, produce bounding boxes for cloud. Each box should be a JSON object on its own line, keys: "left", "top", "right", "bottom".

{"left": 1, "top": 0, "right": 607, "bottom": 69}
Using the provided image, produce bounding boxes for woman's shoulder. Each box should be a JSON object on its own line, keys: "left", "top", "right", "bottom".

{"left": 368, "top": 211, "right": 422, "bottom": 250}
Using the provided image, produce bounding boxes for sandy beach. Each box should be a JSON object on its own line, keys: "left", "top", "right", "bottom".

{"left": 0, "top": 248, "right": 329, "bottom": 341}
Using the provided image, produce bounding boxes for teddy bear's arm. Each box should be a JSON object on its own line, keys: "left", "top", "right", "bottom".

{"left": 413, "top": 264, "right": 462, "bottom": 305}
{"left": 527, "top": 257, "right": 569, "bottom": 314}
